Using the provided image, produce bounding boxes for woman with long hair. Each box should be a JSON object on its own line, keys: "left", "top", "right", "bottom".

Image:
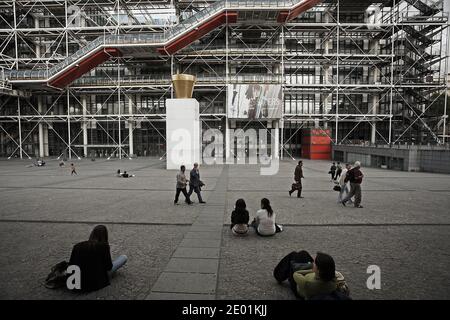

{"left": 292, "top": 252, "right": 348, "bottom": 300}
{"left": 69, "top": 225, "right": 127, "bottom": 292}
{"left": 251, "top": 198, "right": 282, "bottom": 236}
{"left": 230, "top": 198, "right": 250, "bottom": 236}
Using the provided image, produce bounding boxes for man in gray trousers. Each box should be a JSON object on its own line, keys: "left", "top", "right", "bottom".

{"left": 341, "top": 161, "right": 364, "bottom": 208}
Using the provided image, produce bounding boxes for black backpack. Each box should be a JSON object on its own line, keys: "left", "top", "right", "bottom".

{"left": 273, "top": 251, "right": 314, "bottom": 283}
{"left": 45, "top": 261, "right": 69, "bottom": 289}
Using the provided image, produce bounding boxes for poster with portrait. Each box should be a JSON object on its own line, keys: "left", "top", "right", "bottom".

{"left": 227, "top": 84, "right": 282, "bottom": 119}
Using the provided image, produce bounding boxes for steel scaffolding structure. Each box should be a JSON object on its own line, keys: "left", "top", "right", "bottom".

{"left": 0, "top": 0, "right": 448, "bottom": 160}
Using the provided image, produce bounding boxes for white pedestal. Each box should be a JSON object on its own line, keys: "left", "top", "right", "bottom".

{"left": 166, "top": 99, "right": 201, "bottom": 170}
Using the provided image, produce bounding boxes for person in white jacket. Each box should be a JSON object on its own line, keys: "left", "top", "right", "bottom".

{"left": 251, "top": 198, "right": 283, "bottom": 236}
{"left": 338, "top": 163, "right": 353, "bottom": 204}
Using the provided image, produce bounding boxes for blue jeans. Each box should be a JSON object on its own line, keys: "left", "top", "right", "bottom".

{"left": 108, "top": 255, "right": 127, "bottom": 279}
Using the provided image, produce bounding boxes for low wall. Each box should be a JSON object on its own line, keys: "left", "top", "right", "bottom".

{"left": 332, "top": 145, "right": 450, "bottom": 174}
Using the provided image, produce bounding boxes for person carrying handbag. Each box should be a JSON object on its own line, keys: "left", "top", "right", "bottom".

{"left": 289, "top": 161, "right": 304, "bottom": 198}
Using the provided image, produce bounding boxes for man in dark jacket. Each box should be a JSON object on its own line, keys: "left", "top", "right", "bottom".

{"left": 335, "top": 162, "right": 342, "bottom": 179}
{"left": 329, "top": 162, "right": 337, "bottom": 181}
{"left": 188, "top": 162, "right": 206, "bottom": 203}
{"left": 289, "top": 161, "right": 304, "bottom": 198}
{"left": 342, "top": 161, "right": 364, "bottom": 208}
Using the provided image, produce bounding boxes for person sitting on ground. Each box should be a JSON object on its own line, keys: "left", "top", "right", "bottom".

{"left": 293, "top": 252, "right": 348, "bottom": 300}
{"left": 35, "top": 158, "right": 45, "bottom": 167}
{"left": 251, "top": 198, "right": 282, "bottom": 236}
{"left": 230, "top": 199, "right": 250, "bottom": 236}
{"left": 68, "top": 225, "right": 127, "bottom": 292}
{"left": 116, "top": 169, "right": 123, "bottom": 177}
{"left": 59, "top": 160, "right": 65, "bottom": 167}
{"left": 121, "top": 171, "right": 135, "bottom": 178}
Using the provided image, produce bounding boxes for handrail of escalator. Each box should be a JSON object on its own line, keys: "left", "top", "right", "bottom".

{"left": 5, "top": 0, "right": 306, "bottom": 81}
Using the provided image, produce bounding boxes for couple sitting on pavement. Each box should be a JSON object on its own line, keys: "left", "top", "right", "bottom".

{"left": 116, "top": 169, "right": 134, "bottom": 178}
{"left": 230, "top": 198, "right": 283, "bottom": 237}
{"left": 274, "top": 250, "right": 351, "bottom": 300}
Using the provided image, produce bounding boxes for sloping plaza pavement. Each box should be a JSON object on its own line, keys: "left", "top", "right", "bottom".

{"left": 0, "top": 157, "right": 449, "bottom": 299}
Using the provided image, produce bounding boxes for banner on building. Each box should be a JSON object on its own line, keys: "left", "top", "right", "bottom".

{"left": 227, "top": 84, "right": 282, "bottom": 119}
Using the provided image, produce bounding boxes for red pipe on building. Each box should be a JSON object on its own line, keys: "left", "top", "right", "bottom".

{"left": 157, "top": 11, "right": 238, "bottom": 55}
{"left": 46, "top": 0, "right": 324, "bottom": 88}
{"left": 49, "top": 48, "right": 122, "bottom": 89}
{"left": 278, "top": 0, "right": 323, "bottom": 23}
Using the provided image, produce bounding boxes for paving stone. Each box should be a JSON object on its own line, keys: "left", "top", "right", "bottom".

{"left": 151, "top": 272, "right": 217, "bottom": 294}
{"left": 189, "top": 225, "right": 223, "bottom": 233}
{"left": 165, "top": 258, "right": 219, "bottom": 273}
{"left": 146, "top": 292, "right": 215, "bottom": 300}
{"left": 172, "top": 247, "right": 220, "bottom": 259}
{"left": 2, "top": 158, "right": 449, "bottom": 300}
{"left": 179, "top": 238, "right": 221, "bottom": 248}
{"left": 184, "top": 231, "right": 222, "bottom": 240}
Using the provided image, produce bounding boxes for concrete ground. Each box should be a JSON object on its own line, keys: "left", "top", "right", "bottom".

{"left": 0, "top": 157, "right": 449, "bottom": 300}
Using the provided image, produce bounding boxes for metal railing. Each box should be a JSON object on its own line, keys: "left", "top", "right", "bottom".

{"left": 72, "top": 73, "right": 284, "bottom": 86}
{"left": 0, "top": 67, "right": 11, "bottom": 90}
{"left": 4, "top": 0, "right": 306, "bottom": 82}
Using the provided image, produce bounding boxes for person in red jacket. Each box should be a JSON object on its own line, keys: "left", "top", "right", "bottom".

{"left": 341, "top": 161, "right": 364, "bottom": 208}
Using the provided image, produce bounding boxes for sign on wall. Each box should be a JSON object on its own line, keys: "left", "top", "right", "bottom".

{"left": 227, "top": 84, "right": 282, "bottom": 119}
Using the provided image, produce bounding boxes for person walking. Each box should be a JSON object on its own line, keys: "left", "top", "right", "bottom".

{"left": 341, "top": 161, "right": 364, "bottom": 208}
{"left": 188, "top": 162, "right": 205, "bottom": 204}
{"left": 328, "top": 162, "right": 337, "bottom": 181}
{"left": 70, "top": 163, "right": 77, "bottom": 176}
{"left": 338, "top": 163, "right": 353, "bottom": 204}
{"left": 174, "top": 165, "right": 193, "bottom": 205}
{"left": 335, "top": 162, "right": 343, "bottom": 180}
{"left": 289, "top": 160, "right": 304, "bottom": 198}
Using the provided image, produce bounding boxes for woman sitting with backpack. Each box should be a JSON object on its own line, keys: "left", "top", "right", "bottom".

{"left": 292, "top": 252, "right": 349, "bottom": 300}
{"left": 230, "top": 199, "right": 249, "bottom": 236}
{"left": 68, "top": 225, "right": 127, "bottom": 292}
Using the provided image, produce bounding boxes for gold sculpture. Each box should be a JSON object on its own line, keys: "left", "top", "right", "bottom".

{"left": 172, "top": 74, "right": 196, "bottom": 98}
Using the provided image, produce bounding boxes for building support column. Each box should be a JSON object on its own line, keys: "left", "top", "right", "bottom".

{"left": 67, "top": 90, "right": 72, "bottom": 160}
{"left": 274, "top": 120, "right": 280, "bottom": 159}
{"left": 370, "top": 40, "right": 380, "bottom": 145}
{"left": 371, "top": 95, "right": 379, "bottom": 145}
{"left": 82, "top": 96, "right": 88, "bottom": 157}
{"left": 43, "top": 125, "right": 49, "bottom": 157}
{"left": 38, "top": 97, "right": 46, "bottom": 158}
{"left": 280, "top": 118, "right": 284, "bottom": 160}
{"left": 128, "top": 96, "right": 134, "bottom": 157}
{"left": 17, "top": 98, "right": 23, "bottom": 159}
{"left": 225, "top": 118, "right": 231, "bottom": 161}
